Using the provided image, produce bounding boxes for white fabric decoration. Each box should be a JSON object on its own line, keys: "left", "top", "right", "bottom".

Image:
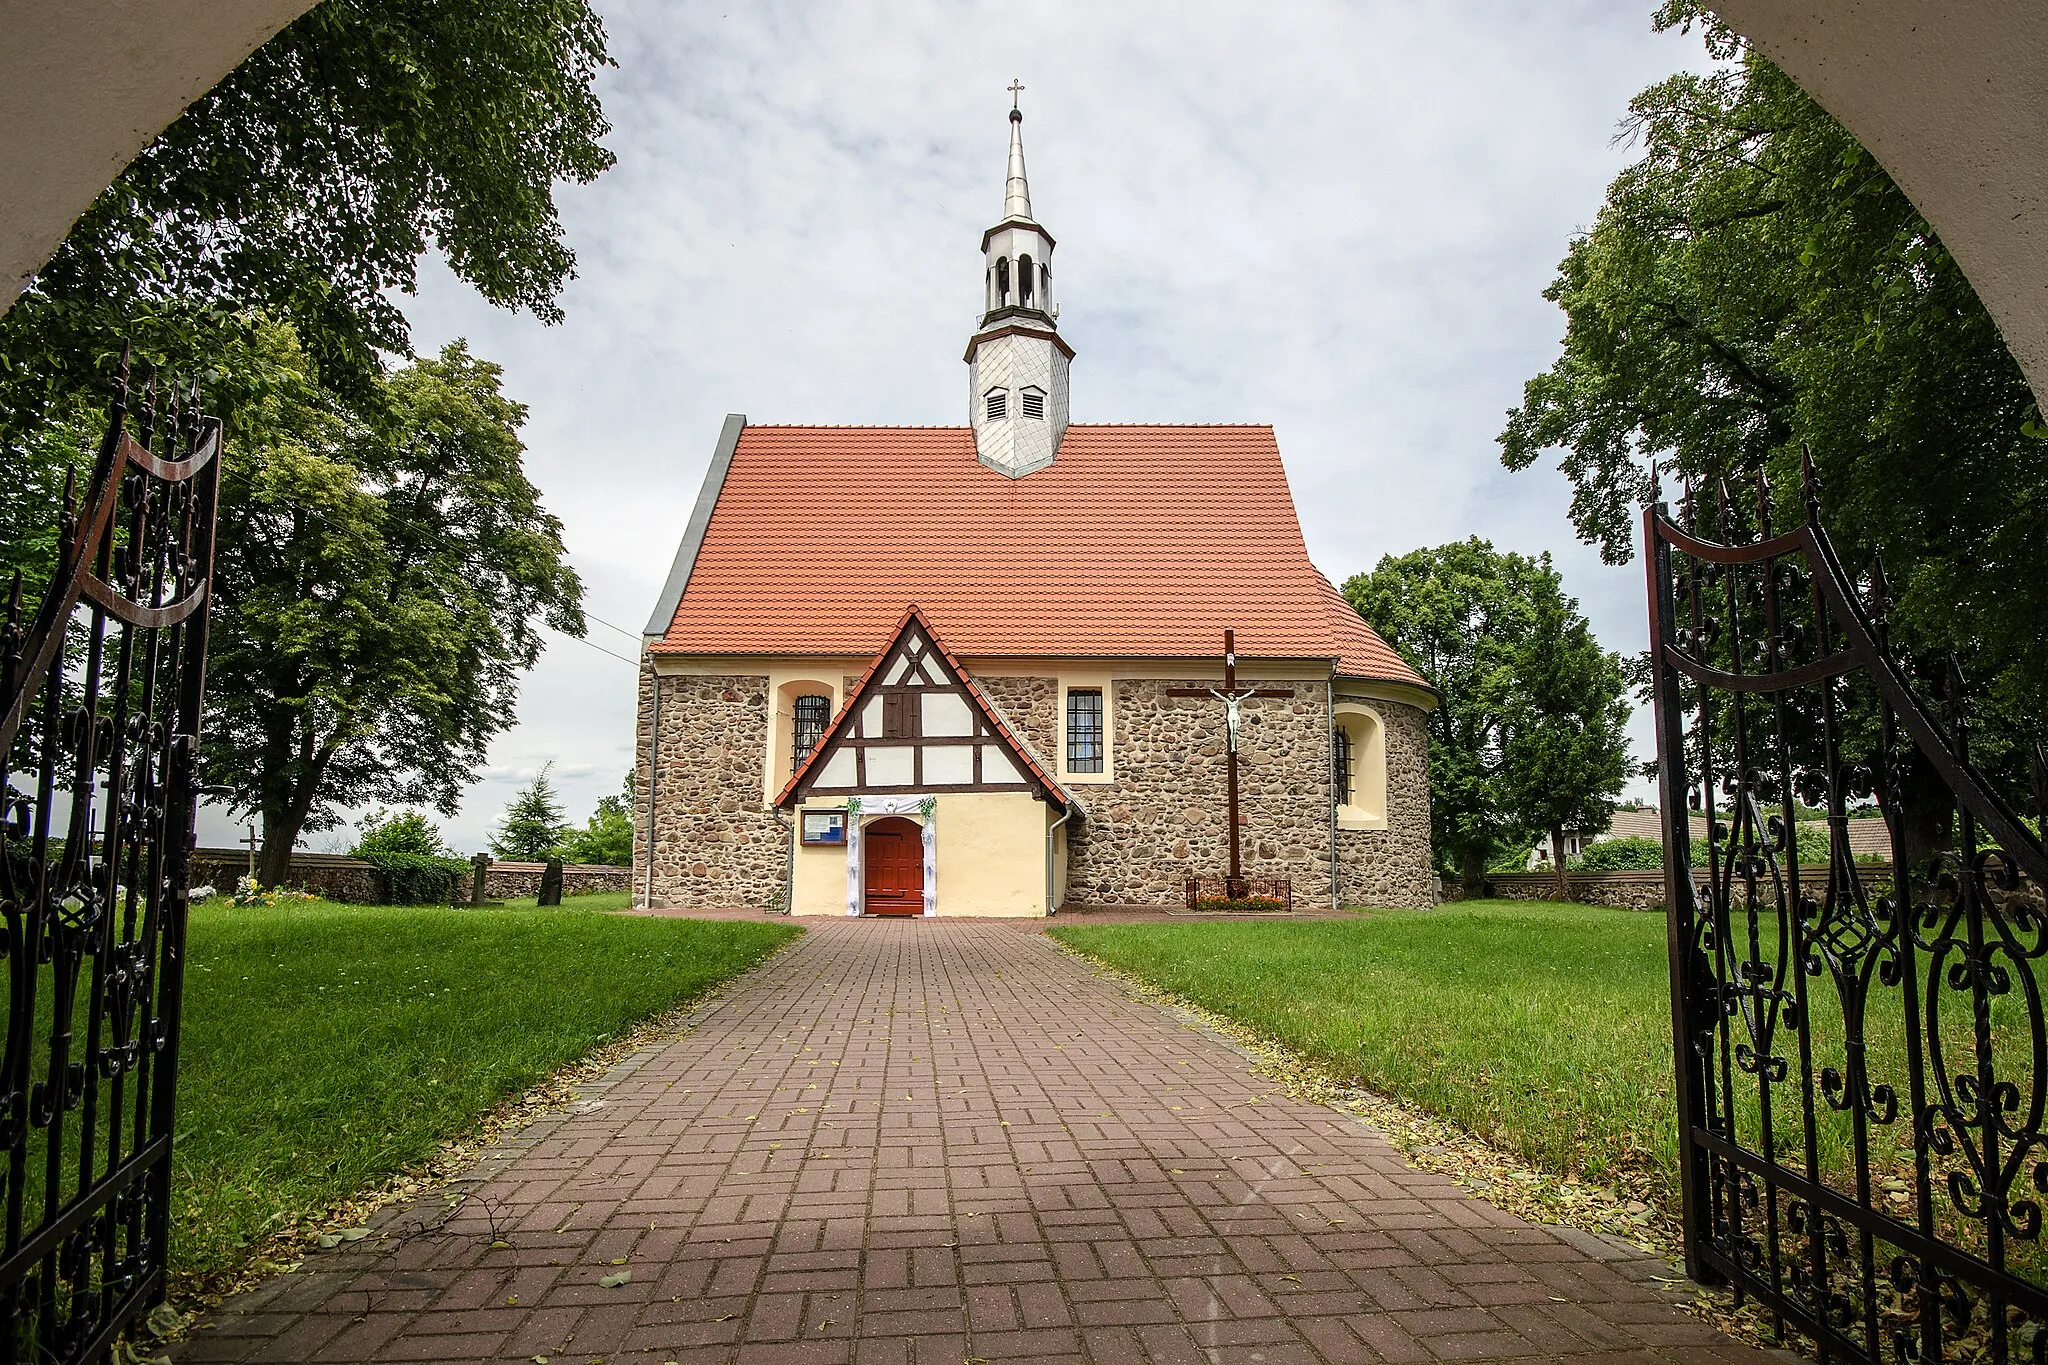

{"left": 842, "top": 794, "right": 939, "bottom": 916}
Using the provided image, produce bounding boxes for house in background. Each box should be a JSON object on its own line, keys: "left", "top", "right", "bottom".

{"left": 1528, "top": 805, "right": 1895, "bottom": 868}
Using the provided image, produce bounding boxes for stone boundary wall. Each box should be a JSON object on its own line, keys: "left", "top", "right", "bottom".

{"left": 187, "top": 849, "right": 629, "bottom": 903}
{"left": 1470, "top": 863, "right": 1907, "bottom": 911}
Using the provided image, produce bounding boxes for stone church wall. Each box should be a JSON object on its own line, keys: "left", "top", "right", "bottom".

{"left": 1063, "top": 678, "right": 1337, "bottom": 907}
{"left": 972, "top": 675, "right": 1059, "bottom": 762}
{"left": 1333, "top": 698, "right": 1434, "bottom": 908}
{"left": 634, "top": 666, "right": 786, "bottom": 909}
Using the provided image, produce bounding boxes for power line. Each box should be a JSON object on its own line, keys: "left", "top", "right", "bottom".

{"left": 213, "top": 465, "right": 646, "bottom": 669}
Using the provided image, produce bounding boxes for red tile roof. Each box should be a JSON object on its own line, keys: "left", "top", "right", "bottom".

{"left": 652, "top": 424, "right": 1427, "bottom": 691}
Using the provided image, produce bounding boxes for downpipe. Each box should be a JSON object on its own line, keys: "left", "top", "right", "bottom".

{"left": 1046, "top": 807, "right": 1073, "bottom": 915}
{"left": 773, "top": 807, "right": 795, "bottom": 914}
{"left": 641, "top": 669, "right": 661, "bottom": 909}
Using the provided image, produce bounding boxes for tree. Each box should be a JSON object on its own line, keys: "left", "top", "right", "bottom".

{"left": 491, "top": 763, "right": 570, "bottom": 862}
{"left": 350, "top": 809, "right": 450, "bottom": 859}
{"left": 559, "top": 772, "right": 635, "bottom": 866}
{"left": 1499, "top": 2, "right": 2046, "bottom": 790}
{"left": 194, "top": 324, "right": 584, "bottom": 884}
{"left": 1497, "top": 583, "right": 1634, "bottom": 898}
{"left": 1345, "top": 540, "right": 1551, "bottom": 895}
{"left": 0, "top": 0, "right": 614, "bottom": 435}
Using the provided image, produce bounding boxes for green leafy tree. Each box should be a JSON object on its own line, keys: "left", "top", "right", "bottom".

{"left": 190, "top": 324, "right": 584, "bottom": 884}
{"left": 559, "top": 772, "right": 635, "bottom": 866}
{"left": 491, "top": 763, "right": 571, "bottom": 862}
{"left": 0, "top": 0, "right": 614, "bottom": 433}
{"left": 1498, "top": 584, "right": 1634, "bottom": 898}
{"left": 349, "top": 809, "right": 450, "bottom": 859}
{"left": 1345, "top": 540, "right": 1554, "bottom": 895}
{"left": 1499, "top": 2, "right": 2046, "bottom": 798}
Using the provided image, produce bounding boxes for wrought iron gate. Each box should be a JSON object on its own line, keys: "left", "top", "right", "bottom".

{"left": 0, "top": 356, "right": 221, "bottom": 1363}
{"left": 1647, "top": 460, "right": 2048, "bottom": 1364}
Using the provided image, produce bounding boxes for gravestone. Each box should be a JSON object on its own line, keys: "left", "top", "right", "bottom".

{"left": 539, "top": 858, "right": 564, "bottom": 906}
{"left": 469, "top": 852, "right": 491, "bottom": 907}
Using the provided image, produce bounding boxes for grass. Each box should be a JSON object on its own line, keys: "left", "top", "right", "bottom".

{"left": 1051, "top": 896, "right": 2038, "bottom": 1284}
{"left": 168, "top": 897, "right": 797, "bottom": 1294}
{"left": 1054, "top": 900, "right": 1683, "bottom": 1199}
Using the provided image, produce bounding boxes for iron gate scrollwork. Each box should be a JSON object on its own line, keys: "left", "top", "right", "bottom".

{"left": 0, "top": 355, "right": 221, "bottom": 1363}
{"left": 1647, "top": 458, "right": 2048, "bottom": 1364}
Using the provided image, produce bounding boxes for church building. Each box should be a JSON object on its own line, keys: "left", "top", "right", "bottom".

{"left": 636, "top": 103, "right": 1436, "bottom": 915}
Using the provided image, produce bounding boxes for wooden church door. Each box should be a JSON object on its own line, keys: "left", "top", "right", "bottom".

{"left": 863, "top": 817, "right": 925, "bottom": 915}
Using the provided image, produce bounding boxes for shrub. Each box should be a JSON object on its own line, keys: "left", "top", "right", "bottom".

{"left": 363, "top": 852, "right": 471, "bottom": 906}
{"left": 1572, "top": 836, "right": 1666, "bottom": 872}
{"left": 351, "top": 809, "right": 450, "bottom": 859}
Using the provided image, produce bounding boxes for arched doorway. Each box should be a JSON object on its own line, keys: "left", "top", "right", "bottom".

{"left": 862, "top": 816, "right": 925, "bottom": 915}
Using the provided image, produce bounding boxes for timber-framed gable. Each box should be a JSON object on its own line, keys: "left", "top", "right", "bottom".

{"left": 775, "top": 607, "right": 1073, "bottom": 812}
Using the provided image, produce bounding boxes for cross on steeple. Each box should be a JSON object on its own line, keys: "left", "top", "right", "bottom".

{"left": 1008, "top": 79, "right": 1025, "bottom": 109}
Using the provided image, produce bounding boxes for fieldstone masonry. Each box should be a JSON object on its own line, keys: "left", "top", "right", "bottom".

{"left": 1335, "top": 697, "right": 1434, "bottom": 908}
{"left": 636, "top": 666, "right": 786, "bottom": 909}
{"left": 637, "top": 664, "right": 1436, "bottom": 911}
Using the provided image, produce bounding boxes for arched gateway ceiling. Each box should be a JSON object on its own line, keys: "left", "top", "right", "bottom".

{"left": 1, "top": 1, "right": 2044, "bottom": 404}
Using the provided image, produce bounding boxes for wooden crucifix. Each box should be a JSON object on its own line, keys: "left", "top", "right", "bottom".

{"left": 1167, "top": 630, "right": 1291, "bottom": 890}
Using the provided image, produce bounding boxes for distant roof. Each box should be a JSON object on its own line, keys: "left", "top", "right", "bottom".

{"left": 1599, "top": 806, "right": 1891, "bottom": 857}
{"left": 650, "top": 423, "right": 1427, "bottom": 691}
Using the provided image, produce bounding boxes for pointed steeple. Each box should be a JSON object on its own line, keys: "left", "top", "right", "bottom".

{"left": 1003, "top": 106, "right": 1033, "bottom": 222}
{"left": 967, "top": 86, "right": 1072, "bottom": 479}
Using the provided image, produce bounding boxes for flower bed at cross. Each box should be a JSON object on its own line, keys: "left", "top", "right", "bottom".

{"left": 1188, "top": 895, "right": 1290, "bottom": 913}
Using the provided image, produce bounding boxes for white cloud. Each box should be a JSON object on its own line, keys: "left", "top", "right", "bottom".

{"left": 199, "top": 0, "right": 1706, "bottom": 854}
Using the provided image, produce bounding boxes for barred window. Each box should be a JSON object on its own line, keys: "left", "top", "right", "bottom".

{"left": 1333, "top": 726, "right": 1353, "bottom": 807}
{"left": 1066, "top": 689, "right": 1104, "bottom": 773}
{"left": 793, "top": 694, "right": 831, "bottom": 769}
{"left": 985, "top": 389, "right": 1008, "bottom": 421}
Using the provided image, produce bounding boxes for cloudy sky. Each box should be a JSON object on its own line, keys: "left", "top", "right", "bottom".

{"left": 208, "top": 0, "right": 1715, "bottom": 854}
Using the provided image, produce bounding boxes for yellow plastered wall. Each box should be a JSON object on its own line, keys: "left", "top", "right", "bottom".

{"left": 790, "top": 805, "right": 846, "bottom": 915}
{"left": 936, "top": 791, "right": 1049, "bottom": 916}
{"left": 788, "top": 792, "right": 1052, "bottom": 916}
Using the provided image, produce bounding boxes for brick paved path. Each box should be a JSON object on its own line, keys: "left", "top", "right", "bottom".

{"left": 182, "top": 920, "right": 1772, "bottom": 1364}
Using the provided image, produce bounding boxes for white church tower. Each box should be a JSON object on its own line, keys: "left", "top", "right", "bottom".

{"left": 966, "top": 91, "right": 1072, "bottom": 477}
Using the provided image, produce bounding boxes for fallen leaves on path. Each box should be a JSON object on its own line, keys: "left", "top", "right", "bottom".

{"left": 1054, "top": 940, "right": 1782, "bottom": 1355}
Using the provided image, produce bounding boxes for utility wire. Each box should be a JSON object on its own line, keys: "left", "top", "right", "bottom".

{"left": 213, "top": 465, "right": 645, "bottom": 669}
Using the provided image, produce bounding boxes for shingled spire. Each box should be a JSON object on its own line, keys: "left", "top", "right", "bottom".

{"left": 966, "top": 88, "right": 1072, "bottom": 478}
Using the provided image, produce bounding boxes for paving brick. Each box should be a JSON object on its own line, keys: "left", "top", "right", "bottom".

{"left": 173, "top": 919, "right": 1777, "bottom": 1365}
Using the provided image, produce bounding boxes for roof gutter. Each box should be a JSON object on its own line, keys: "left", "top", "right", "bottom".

{"left": 644, "top": 413, "right": 746, "bottom": 638}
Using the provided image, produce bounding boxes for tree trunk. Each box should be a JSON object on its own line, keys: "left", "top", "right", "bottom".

{"left": 1460, "top": 848, "right": 1486, "bottom": 901}
{"left": 1892, "top": 743, "right": 1957, "bottom": 878}
{"left": 1551, "top": 828, "right": 1570, "bottom": 901}
{"left": 256, "top": 814, "right": 296, "bottom": 888}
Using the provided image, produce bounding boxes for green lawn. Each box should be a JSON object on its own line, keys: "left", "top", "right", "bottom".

{"left": 1054, "top": 901, "right": 1683, "bottom": 1200}
{"left": 172, "top": 898, "right": 797, "bottom": 1296}
{"left": 1055, "top": 899, "right": 2044, "bottom": 1285}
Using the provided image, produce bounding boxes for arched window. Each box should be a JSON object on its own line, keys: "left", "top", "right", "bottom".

{"left": 1018, "top": 253, "right": 1034, "bottom": 306}
{"left": 1333, "top": 726, "right": 1353, "bottom": 806}
{"left": 994, "top": 257, "right": 1010, "bottom": 304}
{"left": 1040, "top": 262, "right": 1051, "bottom": 304}
{"left": 793, "top": 694, "right": 831, "bottom": 769}
{"left": 985, "top": 388, "right": 1008, "bottom": 421}
{"left": 1333, "top": 703, "right": 1387, "bottom": 828}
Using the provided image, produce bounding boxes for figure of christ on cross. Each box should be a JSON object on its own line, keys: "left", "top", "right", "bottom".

{"left": 1167, "top": 630, "right": 1291, "bottom": 895}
